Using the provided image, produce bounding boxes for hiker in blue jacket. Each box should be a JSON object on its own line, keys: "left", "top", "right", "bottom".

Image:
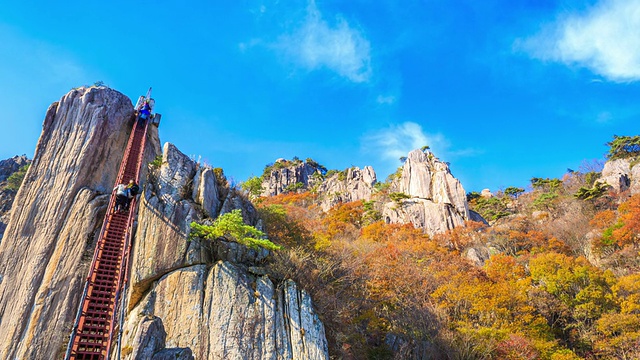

{"left": 139, "top": 100, "right": 151, "bottom": 120}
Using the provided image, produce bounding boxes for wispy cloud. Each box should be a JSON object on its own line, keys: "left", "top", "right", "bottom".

{"left": 376, "top": 95, "right": 396, "bottom": 104}
{"left": 278, "top": 0, "right": 372, "bottom": 82}
{"left": 362, "top": 122, "right": 448, "bottom": 161}
{"left": 517, "top": 0, "right": 640, "bottom": 82}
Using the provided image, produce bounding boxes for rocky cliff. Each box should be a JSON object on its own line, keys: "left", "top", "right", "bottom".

{"left": 0, "top": 86, "right": 329, "bottom": 359}
{"left": 124, "top": 143, "right": 329, "bottom": 359}
{"left": 0, "top": 86, "right": 147, "bottom": 358}
{"left": 382, "top": 149, "right": 470, "bottom": 236}
{"left": 259, "top": 150, "right": 476, "bottom": 236}
{"left": 317, "top": 166, "right": 377, "bottom": 211}
{"left": 598, "top": 158, "right": 640, "bottom": 195}
{"left": 260, "top": 159, "right": 324, "bottom": 197}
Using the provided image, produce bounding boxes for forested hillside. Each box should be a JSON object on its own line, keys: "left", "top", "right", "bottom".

{"left": 248, "top": 135, "right": 640, "bottom": 360}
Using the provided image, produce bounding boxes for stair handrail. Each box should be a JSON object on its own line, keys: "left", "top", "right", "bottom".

{"left": 65, "top": 113, "right": 141, "bottom": 360}
{"left": 106, "top": 115, "right": 149, "bottom": 358}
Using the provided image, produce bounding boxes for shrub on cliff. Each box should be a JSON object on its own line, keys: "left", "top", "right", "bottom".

{"left": 190, "top": 209, "right": 281, "bottom": 251}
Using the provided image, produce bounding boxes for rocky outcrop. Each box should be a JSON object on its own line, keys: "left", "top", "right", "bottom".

{"left": 317, "top": 166, "right": 377, "bottom": 211}
{"left": 0, "top": 155, "right": 30, "bottom": 182}
{"left": 382, "top": 149, "right": 471, "bottom": 236}
{"left": 126, "top": 315, "right": 194, "bottom": 359}
{"left": 261, "top": 159, "right": 324, "bottom": 196}
{"left": 632, "top": 163, "right": 640, "bottom": 195}
{"left": 128, "top": 142, "right": 262, "bottom": 305}
{"left": 598, "top": 158, "right": 640, "bottom": 196}
{"left": 0, "top": 86, "right": 158, "bottom": 358}
{"left": 122, "top": 262, "right": 329, "bottom": 360}
{"left": 125, "top": 142, "right": 330, "bottom": 359}
{"left": 599, "top": 159, "right": 632, "bottom": 193}
{"left": 0, "top": 155, "right": 31, "bottom": 239}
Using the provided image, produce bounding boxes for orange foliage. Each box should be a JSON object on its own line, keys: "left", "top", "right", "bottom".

{"left": 484, "top": 254, "right": 527, "bottom": 283}
{"left": 257, "top": 185, "right": 639, "bottom": 358}
{"left": 612, "top": 194, "right": 640, "bottom": 246}
{"left": 259, "top": 191, "right": 317, "bottom": 207}
{"left": 321, "top": 201, "right": 365, "bottom": 237}
{"left": 435, "top": 220, "right": 486, "bottom": 250}
{"left": 589, "top": 210, "right": 616, "bottom": 229}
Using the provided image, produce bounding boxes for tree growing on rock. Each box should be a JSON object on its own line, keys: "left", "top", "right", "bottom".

{"left": 606, "top": 135, "right": 640, "bottom": 160}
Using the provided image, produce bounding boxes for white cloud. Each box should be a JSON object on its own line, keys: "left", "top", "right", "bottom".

{"left": 376, "top": 95, "right": 396, "bottom": 104}
{"left": 278, "top": 0, "right": 372, "bottom": 82}
{"left": 362, "top": 122, "right": 448, "bottom": 161}
{"left": 519, "top": 0, "right": 640, "bottom": 82}
{"left": 596, "top": 111, "right": 614, "bottom": 123}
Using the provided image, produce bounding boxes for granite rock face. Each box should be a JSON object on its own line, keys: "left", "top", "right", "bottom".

{"left": 0, "top": 86, "right": 157, "bottom": 358}
{"left": 317, "top": 166, "right": 377, "bottom": 211}
{"left": 599, "top": 159, "right": 632, "bottom": 193}
{"left": 122, "top": 262, "right": 329, "bottom": 360}
{"left": 260, "top": 159, "right": 324, "bottom": 197}
{"left": 0, "top": 86, "right": 330, "bottom": 359}
{"left": 631, "top": 163, "right": 640, "bottom": 195}
{"left": 382, "top": 149, "right": 471, "bottom": 236}
{"left": 124, "top": 142, "right": 330, "bottom": 359}
{"left": 598, "top": 158, "right": 640, "bottom": 196}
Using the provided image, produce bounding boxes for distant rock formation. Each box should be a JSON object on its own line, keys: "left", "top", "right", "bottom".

{"left": 260, "top": 149, "right": 478, "bottom": 236}
{"left": 598, "top": 158, "right": 640, "bottom": 195}
{"left": 382, "top": 149, "right": 470, "bottom": 236}
{"left": 317, "top": 166, "right": 377, "bottom": 211}
{"left": 0, "top": 155, "right": 31, "bottom": 239}
{"left": 480, "top": 189, "right": 493, "bottom": 198}
{"left": 261, "top": 159, "right": 324, "bottom": 196}
{"left": 0, "top": 155, "right": 29, "bottom": 182}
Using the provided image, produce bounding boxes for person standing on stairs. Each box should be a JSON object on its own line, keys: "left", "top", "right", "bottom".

{"left": 125, "top": 179, "right": 140, "bottom": 211}
{"left": 113, "top": 182, "right": 130, "bottom": 213}
{"left": 139, "top": 100, "right": 151, "bottom": 121}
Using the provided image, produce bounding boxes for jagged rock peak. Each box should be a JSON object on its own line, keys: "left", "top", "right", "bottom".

{"left": 318, "top": 165, "right": 377, "bottom": 211}
{"left": 0, "top": 86, "right": 155, "bottom": 358}
{"left": 383, "top": 148, "right": 471, "bottom": 236}
{"left": 127, "top": 142, "right": 329, "bottom": 358}
{"left": 0, "top": 155, "right": 30, "bottom": 183}
{"left": 261, "top": 157, "right": 326, "bottom": 196}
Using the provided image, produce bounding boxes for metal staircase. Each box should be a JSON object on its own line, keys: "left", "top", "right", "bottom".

{"left": 65, "top": 114, "right": 150, "bottom": 359}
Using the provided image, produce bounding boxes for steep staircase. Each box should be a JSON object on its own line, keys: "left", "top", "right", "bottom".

{"left": 65, "top": 115, "right": 149, "bottom": 359}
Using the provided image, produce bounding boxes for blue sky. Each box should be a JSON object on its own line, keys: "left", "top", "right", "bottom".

{"left": 1, "top": 0, "right": 639, "bottom": 193}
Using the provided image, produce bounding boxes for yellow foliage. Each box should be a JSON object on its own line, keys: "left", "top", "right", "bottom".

{"left": 612, "top": 273, "right": 640, "bottom": 314}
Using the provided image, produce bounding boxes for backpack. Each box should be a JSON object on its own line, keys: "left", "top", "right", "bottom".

{"left": 128, "top": 184, "right": 140, "bottom": 197}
